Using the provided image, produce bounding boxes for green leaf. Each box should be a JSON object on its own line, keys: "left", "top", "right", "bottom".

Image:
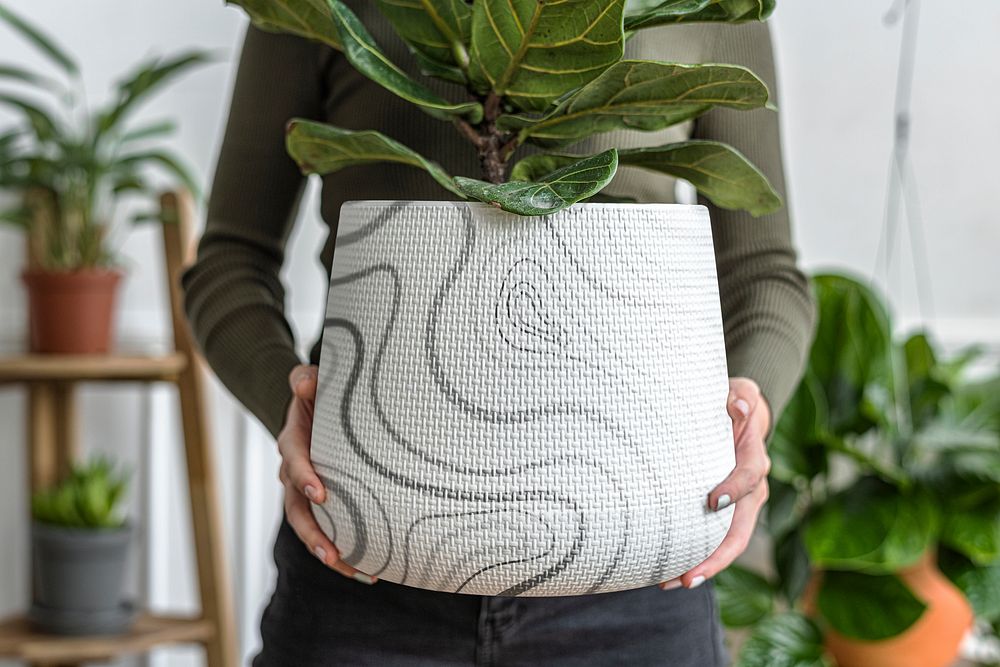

{"left": 507, "top": 60, "right": 770, "bottom": 147}
{"left": 736, "top": 612, "right": 831, "bottom": 667}
{"left": 816, "top": 570, "right": 926, "bottom": 640}
{"left": 939, "top": 499, "right": 1000, "bottom": 564}
{"left": 944, "top": 374, "right": 1000, "bottom": 434}
{"left": 774, "top": 525, "right": 813, "bottom": 605}
{"left": 97, "top": 51, "right": 212, "bottom": 136}
{"left": 808, "top": 274, "right": 894, "bottom": 436}
{"left": 454, "top": 149, "right": 618, "bottom": 215}
{"left": 714, "top": 564, "right": 775, "bottom": 627}
{"left": 468, "top": 0, "right": 626, "bottom": 112}
{"left": 110, "top": 169, "right": 151, "bottom": 195}
{"left": 0, "top": 206, "right": 30, "bottom": 228}
{"left": 804, "top": 477, "right": 937, "bottom": 573}
{"left": 903, "top": 332, "right": 951, "bottom": 429}
{"left": 0, "top": 63, "right": 61, "bottom": 90}
{"left": 766, "top": 477, "right": 803, "bottom": 541}
{"left": 376, "top": 0, "right": 472, "bottom": 83}
{"left": 625, "top": 0, "right": 775, "bottom": 31}
{"left": 511, "top": 140, "right": 780, "bottom": 215}
{"left": 286, "top": 119, "right": 463, "bottom": 197}
{"left": 120, "top": 120, "right": 177, "bottom": 144}
{"left": 939, "top": 547, "right": 1000, "bottom": 622}
{"left": 771, "top": 371, "right": 830, "bottom": 482}
{"left": 0, "top": 94, "right": 60, "bottom": 141}
{"left": 329, "top": 0, "right": 482, "bottom": 122}
{"left": 117, "top": 150, "right": 201, "bottom": 199}
{"left": 907, "top": 421, "right": 1000, "bottom": 488}
{"left": 226, "top": 0, "right": 343, "bottom": 50}
{"left": 30, "top": 457, "right": 129, "bottom": 529}
{"left": 619, "top": 141, "right": 780, "bottom": 215}
{"left": 0, "top": 3, "right": 79, "bottom": 75}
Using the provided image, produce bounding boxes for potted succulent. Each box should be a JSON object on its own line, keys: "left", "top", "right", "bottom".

{"left": 0, "top": 2, "right": 207, "bottom": 354}
{"left": 714, "top": 273, "right": 1000, "bottom": 667}
{"left": 231, "top": 0, "right": 783, "bottom": 596}
{"left": 30, "top": 457, "right": 133, "bottom": 635}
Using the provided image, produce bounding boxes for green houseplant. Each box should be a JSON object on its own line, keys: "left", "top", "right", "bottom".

{"left": 0, "top": 3, "right": 207, "bottom": 353}
{"left": 30, "top": 457, "right": 134, "bottom": 635}
{"left": 713, "top": 273, "right": 1000, "bottom": 667}
{"left": 230, "top": 0, "right": 782, "bottom": 215}
{"left": 222, "top": 0, "right": 793, "bottom": 597}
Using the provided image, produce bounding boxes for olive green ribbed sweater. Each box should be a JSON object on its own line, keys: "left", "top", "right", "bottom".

{"left": 181, "top": 6, "right": 816, "bottom": 440}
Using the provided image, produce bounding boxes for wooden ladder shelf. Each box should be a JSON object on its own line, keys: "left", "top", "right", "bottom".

{"left": 0, "top": 191, "right": 238, "bottom": 667}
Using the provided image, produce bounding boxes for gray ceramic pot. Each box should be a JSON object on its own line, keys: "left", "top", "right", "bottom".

{"left": 31, "top": 521, "right": 133, "bottom": 635}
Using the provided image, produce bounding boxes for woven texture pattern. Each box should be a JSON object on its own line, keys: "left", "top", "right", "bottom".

{"left": 311, "top": 201, "right": 735, "bottom": 596}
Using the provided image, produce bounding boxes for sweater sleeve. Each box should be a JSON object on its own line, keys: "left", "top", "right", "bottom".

{"left": 181, "top": 25, "right": 329, "bottom": 438}
{"left": 693, "top": 20, "right": 817, "bottom": 425}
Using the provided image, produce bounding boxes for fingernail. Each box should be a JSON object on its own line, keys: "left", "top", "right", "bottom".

{"left": 313, "top": 546, "right": 327, "bottom": 562}
{"left": 293, "top": 369, "right": 316, "bottom": 388}
{"left": 660, "top": 579, "right": 682, "bottom": 591}
{"left": 353, "top": 573, "right": 376, "bottom": 585}
{"left": 304, "top": 485, "right": 318, "bottom": 501}
{"left": 715, "top": 493, "right": 732, "bottom": 511}
{"left": 733, "top": 399, "right": 750, "bottom": 417}
{"left": 688, "top": 575, "right": 706, "bottom": 589}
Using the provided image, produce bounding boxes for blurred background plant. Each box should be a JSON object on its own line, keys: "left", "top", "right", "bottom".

{"left": 715, "top": 272, "right": 1000, "bottom": 666}
{"left": 0, "top": 2, "right": 206, "bottom": 270}
{"left": 31, "top": 456, "right": 129, "bottom": 530}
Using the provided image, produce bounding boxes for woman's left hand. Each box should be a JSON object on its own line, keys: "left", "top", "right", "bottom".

{"left": 659, "top": 377, "right": 772, "bottom": 590}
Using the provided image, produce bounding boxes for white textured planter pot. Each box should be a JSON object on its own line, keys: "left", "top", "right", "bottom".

{"left": 311, "top": 200, "right": 735, "bottom": 597}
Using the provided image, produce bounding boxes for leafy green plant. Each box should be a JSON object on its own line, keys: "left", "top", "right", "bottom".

{"left": 230, "top": 0, "right": 782, "bottom": 216}
{"left": 31, "top": 457, "right": 130, "bottom": 529}
{"left": 714, "top": 273, "right": 1000, "bottom": 666}
{"left": 0, "top": 2, "right": 208, "bottom": 269}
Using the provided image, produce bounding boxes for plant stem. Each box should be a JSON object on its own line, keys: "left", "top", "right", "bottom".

{"left": 479, "top": 133, "right": 508, "bottom": 184}
{"left": 478, "top": 93, "right": 510, "bottom": 184}
{"left": 452, "top": 93, "right": 518, "bottom": 184}
{"left": 453, "top": 118, "right": 484, "bottom": 149}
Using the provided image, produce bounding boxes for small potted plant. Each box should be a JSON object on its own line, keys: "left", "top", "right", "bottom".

{"left": 0, "top": 2, "right": 207, "bottom": 354}
{"left": 713, "top": 273, "right": 1000, "bottom": 667}
{"left": 30, "top": 457, "right": 133, "bottom": 636}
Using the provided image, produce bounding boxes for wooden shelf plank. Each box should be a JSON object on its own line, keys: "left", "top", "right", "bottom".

{"left": 0, "top": 613, "right": 214, "bottom": 662}
{"left": 0, "top": 353, "right": 187, "bottom": 384}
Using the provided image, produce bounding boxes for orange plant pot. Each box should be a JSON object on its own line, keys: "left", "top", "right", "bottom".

{"left": 21, "top": 268, "right": 123, "bottom": 354}
{"left": 802, "top": 550, "right": 973, "bottom": 667}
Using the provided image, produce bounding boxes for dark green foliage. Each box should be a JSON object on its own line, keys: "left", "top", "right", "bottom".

{"left": 229, "top": 0, "right": 783, "bottom": 216}
{"left": 0, "top": 2, "right": 208, "bottom": 268}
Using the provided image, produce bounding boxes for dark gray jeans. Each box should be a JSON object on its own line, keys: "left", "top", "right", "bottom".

{"left": 253, "top": 517, "right": 730, "bottom": 666}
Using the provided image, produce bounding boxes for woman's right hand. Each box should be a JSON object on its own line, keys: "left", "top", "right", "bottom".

{"left": 278, "top": 363, "right": 377, "bottom": 584}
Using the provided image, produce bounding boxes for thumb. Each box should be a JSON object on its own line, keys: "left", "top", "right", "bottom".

{"left": 289, "top": 364, "right": 319, "bottom": 401}
{"left": 728, "top": 392, "right": 751, "bottom": 422}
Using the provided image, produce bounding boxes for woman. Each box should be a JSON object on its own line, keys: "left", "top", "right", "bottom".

{"left": 182, "top": 4, "right": 816, "bottom": 665}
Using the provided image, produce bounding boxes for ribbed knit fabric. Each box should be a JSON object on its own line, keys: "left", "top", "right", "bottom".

{"left": 181, "top": 4, "right": 816, "bottom": 439}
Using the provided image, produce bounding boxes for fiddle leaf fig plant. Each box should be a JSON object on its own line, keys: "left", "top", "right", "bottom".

{"left": 0, "top": 2, "right": 208, "bottom": 269}
{"left": 229, "top": 0, "right": 782, "bottom": 217}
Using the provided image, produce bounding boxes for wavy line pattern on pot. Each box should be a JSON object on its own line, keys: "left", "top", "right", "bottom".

{"left": 310, "top": 201, "right": 735, "bottom": 596}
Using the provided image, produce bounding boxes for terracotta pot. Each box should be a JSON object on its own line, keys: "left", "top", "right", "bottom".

{"left": 21, "top": 268, "right": 123, "bottom": 354}
{"left": 802, "top": 549, "right": 973, "bottom": 667}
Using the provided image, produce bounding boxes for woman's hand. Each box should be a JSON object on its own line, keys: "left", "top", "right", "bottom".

{"left": 659, "top": 377, "right": 772, "bottom": 591}
{"left": 278, "top": 364, "right": 377, "bottom": 585}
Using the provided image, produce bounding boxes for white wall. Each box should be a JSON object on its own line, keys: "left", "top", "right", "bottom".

{"left": 0, "top": 1, "right": 997, "bottom": 665}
